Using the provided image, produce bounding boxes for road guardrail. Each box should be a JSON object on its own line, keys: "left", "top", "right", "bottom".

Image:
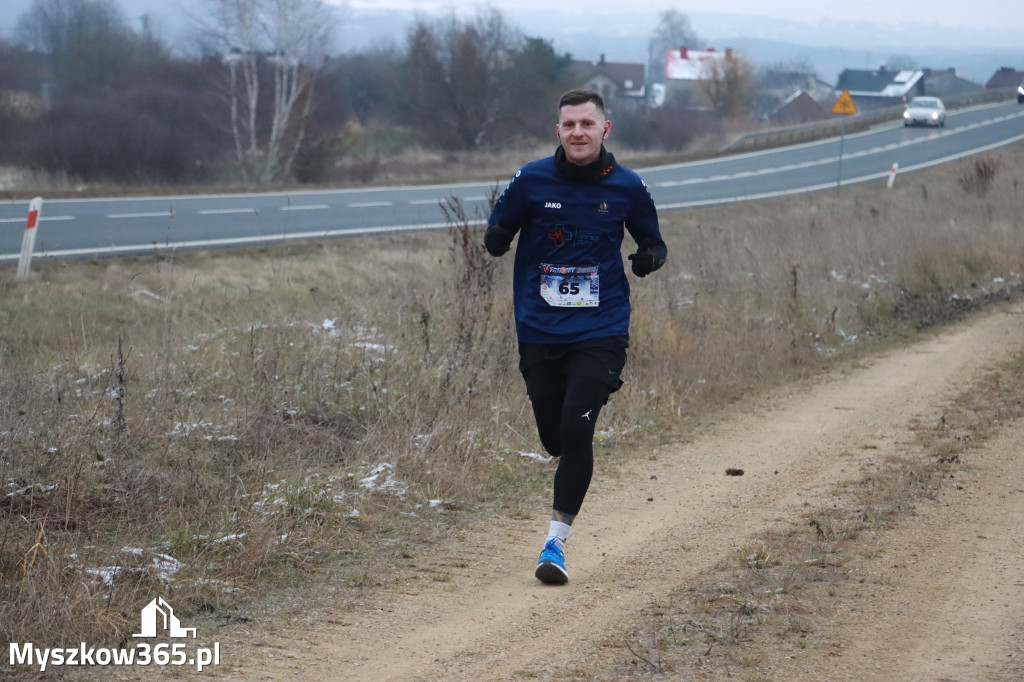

{"left": 722, "top": 87, "right": 1018, "bottom": 153}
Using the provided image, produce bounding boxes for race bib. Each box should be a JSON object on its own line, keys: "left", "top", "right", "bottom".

{"left": 539, "top": 264, "right": 600, "bottom": 307}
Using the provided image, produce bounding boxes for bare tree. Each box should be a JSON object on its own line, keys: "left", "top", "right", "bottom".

{"left": 648, "top": 9, "right": 701, "bottom": 88}
{"left": 700, "top": 51, "right": 755, "bottom": 117}
{"left": 15, "top": 0, "right": 134, "bottom": 94}
{"left": 399, "top": 7, "right": 521, "bottom": 150}
{"left": 201, "top": 0, "right": 335, "bottom": 183}
{"left": 503, "top": 37, "right": 574, "bottom": 139}
{"left": 16, "top": 0, "right": 125, "bottom": 55}
{"left": 759, "top": 57, "right": 818, "bottom": 77}
{"left": 885, "top": 54, "right": 919, "bottom": 71}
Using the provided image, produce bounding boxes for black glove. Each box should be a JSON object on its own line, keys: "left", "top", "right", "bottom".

{"left": 628, "top": 241, "right": 667, "bottom": 277}
{"left": 483, "top": 217, "right": 518, "bottom": 257}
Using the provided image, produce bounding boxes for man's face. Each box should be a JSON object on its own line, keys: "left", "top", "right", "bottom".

{"left": 556, "top": 102, "right": 611, "bottom": 166}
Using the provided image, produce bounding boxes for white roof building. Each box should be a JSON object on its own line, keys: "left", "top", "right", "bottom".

{"left": 664, "top": 47, "right": 732, "bottom": 81}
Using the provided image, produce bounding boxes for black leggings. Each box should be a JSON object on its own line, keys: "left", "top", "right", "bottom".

{"left": 523, "top": 368, "right": 614, "bottom": 516}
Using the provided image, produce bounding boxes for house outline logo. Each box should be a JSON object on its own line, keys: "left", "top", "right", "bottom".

{"left": 132, "top": 597, "right": 197, "bottom": 639}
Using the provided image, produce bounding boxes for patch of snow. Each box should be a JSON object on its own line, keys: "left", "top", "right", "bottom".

{"left": 519, "top": 451, "right": 552, "bottom": 463}
{"left": 131, "top": 289, "right": 168, "bottom": 303}
{"left": 360, "top": 463, "right": 408, "bottom": 498}
{"left": 84, "top": 566, "right": 122, "bottom": 586}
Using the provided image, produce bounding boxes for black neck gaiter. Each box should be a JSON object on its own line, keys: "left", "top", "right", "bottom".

{"left": 554, "top": 145, "right": 617, "bottom": 183}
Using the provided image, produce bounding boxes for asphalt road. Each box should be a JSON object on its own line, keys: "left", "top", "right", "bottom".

{"left": 2, "top": 100, "right": 1022, "bottom": 262}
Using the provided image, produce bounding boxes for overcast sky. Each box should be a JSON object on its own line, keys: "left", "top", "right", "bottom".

{"left": 1, "top": 0, "right": 1017, "bottom": 35}
{"left": 1, "top": 0, "right": 1018, "bottom": 50}
{"left": 337, "top": 0, "right": 1016, "bottom": 33}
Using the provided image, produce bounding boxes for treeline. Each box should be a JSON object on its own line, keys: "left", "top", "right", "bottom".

{"left": 0, "top": 1, "right": 586, "bottom": 186}
{"left": 0, "top": 0, "right": 728, "bottom": 187}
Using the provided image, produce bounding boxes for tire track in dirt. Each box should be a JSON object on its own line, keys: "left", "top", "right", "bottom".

{"left": 207, "top": 304, "right": 1024, "bottom": 681}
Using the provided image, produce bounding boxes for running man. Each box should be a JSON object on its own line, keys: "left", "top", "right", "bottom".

{"left": 484, "top": 88, "right": 667, "bottom": 584}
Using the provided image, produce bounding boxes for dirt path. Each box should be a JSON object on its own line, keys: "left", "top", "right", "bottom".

{"left": 205, "top": 304, "right": 1024, "bottom": 681}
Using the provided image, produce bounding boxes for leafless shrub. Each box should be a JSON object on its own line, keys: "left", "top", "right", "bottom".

{"left": 437, "top": 194, "right": 497, "bottom": 386}
{"left": 957, "top": 155, "right": 1000, "bottom": 197}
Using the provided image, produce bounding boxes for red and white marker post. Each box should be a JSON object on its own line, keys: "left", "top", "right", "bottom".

{"left": 16, "top": 197, "right": 43, "bottom": 281}
{"left": 886, "top": 162, "right": 899, "bottom": 189}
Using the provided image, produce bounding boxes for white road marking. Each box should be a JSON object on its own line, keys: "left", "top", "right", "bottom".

{"left": 280, "top": 204, "right": 329, "bottom": 211}
{"left": 410, "top": 196, "right": 486, "bottom": 205}
{"left": 198, "top": 208, "right": 257, "bottom": 215}
{"left": 108, "top": 212, "right": 172, "bottom": 219}
{"left": 0, "top": 215, "right": 75, "bottom": 223}
{"left": 349, "top": 202, "right": 393, "bottom": 208}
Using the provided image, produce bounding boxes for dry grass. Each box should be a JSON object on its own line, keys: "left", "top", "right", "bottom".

{"left": 1, "top": 146, "right": 1023, "bottom": 657}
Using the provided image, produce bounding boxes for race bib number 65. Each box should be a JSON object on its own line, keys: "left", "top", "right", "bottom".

{"left": 539, "top": 264, "right": 600, "bottom": 307}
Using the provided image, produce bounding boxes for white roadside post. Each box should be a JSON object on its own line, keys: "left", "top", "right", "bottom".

{"left": 886, "top": 162, "right": 899, "bottom": 189}
{"left": 16, "top": 196, "right": 43, "bottom": 281}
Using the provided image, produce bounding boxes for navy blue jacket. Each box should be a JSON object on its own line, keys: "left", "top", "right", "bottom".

{"left": 487, "top": 147, "right": 664, "bottom": 344}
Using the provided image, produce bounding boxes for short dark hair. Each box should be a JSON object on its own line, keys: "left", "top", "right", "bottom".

{"left": 558, "top": 88, "right": 605, "bottom": 117}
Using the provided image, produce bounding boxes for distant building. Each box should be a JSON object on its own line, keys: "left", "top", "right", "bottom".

{"left": 920, "top": 68, "right": 982, "bottom": 97}
{"left": 985, "top": 66, "right": 1024, "bottom": 89}
{"left": 771, "top": 91, "right": 831, "bottom": 124}
{"left": 835, "top": 66, "right": 924, "bottom": 111}
{"left": 570, "top": 55, "right": 646, "bottom": 108}
{"left": 754, "top": 69, "right": 835, "bottom": 121}
{"left": 662, "top": 46, "right": 735, "bottom": 109}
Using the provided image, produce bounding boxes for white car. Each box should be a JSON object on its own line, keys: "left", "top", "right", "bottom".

{"left": 903, "top": 96, "right": 946, "bottom": 127}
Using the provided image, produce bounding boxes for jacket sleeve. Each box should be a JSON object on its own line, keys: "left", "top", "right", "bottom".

{"left": 624, "top": 175, "right": 667, "bottom": 272}
{"left": 485, "top": 169, "right": 529, "bottom": 257}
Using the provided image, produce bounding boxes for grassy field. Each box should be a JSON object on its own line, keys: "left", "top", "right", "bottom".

{"left": 1, "top": 145, "right": 1022, "bottom": 653}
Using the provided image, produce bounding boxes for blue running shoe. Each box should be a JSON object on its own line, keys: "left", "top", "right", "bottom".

{"left": 535, "top": 538, "right": 569, "bottom": 584}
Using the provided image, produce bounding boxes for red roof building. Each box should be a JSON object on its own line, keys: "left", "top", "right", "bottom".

{"left": 985, "top": 66, "right": 1024, "bottom": 89}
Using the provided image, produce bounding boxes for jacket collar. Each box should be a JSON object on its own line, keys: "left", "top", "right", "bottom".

{"left": 554, "top": 145, "right": 616, "bottom": 182}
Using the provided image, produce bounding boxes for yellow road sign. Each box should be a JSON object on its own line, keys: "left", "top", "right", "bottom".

{"left": 832, "top": 89, "right": 858, "bottom": 115}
